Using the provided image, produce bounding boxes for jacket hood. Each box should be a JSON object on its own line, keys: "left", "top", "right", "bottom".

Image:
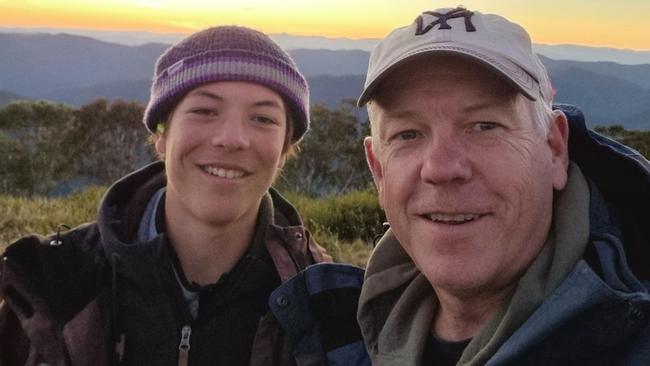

{"left": 557, "top": 104, "right": 650, "bottom": 282}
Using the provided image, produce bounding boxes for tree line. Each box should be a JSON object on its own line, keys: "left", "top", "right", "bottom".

{"left": 593, "top": 125, "right": 650, "bottom": 158}
{"left": 2, "top": 99, "right": 649, "bottom": 198}
{"left": 0, "top": 99, "right": 372, "bottom": 197}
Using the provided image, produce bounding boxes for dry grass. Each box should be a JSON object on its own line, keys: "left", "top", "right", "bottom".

{"left": 309, "top": 225, "right": 373, "bottom": 267}
{"left": 1, "top": 187, "right": 376, "bottom": 267}
{"left": 0, "top": 186, "right": 106, "bottom": 251}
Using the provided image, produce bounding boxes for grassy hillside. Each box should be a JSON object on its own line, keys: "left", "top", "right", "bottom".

{"left": 0, "top": 187, "right": 379, "bottom": 267}
{"left": 0, "top": 186, "right": 105, "bottom": 248}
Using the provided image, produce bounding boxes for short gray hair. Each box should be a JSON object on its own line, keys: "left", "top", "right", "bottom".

{"left": 530, "top": 97, "right": 555, "bottom": 135}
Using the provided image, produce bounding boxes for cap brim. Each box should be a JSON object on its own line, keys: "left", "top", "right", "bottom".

{"left": 357, "top": 46, "right": 539, "bottom": 107}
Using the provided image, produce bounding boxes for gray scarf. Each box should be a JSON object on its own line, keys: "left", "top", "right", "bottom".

{"left": 357, "top": 162, "right": 591, "bottom": 366}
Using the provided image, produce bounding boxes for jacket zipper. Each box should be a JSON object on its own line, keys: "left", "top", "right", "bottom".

{"left": 177, "top": 325, "right": 192, "bottom": 366}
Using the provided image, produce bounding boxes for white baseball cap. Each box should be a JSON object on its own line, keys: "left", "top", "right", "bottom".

{"left": 357, "top": 7, "right": 553, "bottom": 106}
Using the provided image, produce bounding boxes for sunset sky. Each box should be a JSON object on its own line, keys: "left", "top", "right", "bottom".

{"left": 2, "top": 0, "right": 649, "bottom": 50}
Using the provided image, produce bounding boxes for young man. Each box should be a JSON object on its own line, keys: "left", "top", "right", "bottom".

{"left": 357, "top": 7, "right": 650, "bottom": 365}
{"left": 0, "top": 26, "right": 346, "bottom": 366}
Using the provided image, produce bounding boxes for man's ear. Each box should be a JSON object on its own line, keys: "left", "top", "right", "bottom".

{"left": 547, "top": 110, "right": 570, "bottom": 190}
{"left": 364, "top": 137, "right": 385, "bottom": 205}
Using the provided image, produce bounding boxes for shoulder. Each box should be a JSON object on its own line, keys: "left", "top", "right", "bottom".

{"left": 263, "top": 189, "right": 333, "bottom": 279}
{"left": 270, "top": 263, "right": 370, "bottom": 365}
{"left": 1, "top": 222, "right": 108, "bottom": 317}
{"left": 2, "top": 222, "right": 104, "bottom": 278}
{"left": 0, "top": 223, "right": 111, "bottom": 366}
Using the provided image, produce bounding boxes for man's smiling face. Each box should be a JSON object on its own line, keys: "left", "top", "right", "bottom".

{"left": 365, "top": 55, "right": 568, "bottom": 296}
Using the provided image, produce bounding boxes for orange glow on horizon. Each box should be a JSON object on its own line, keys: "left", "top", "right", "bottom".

{"left": 1, "top": 1, "right": 649, "bottom": 50}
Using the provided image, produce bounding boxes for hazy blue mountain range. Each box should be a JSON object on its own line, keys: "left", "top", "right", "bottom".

{"left": 0, "top": 27, "right": 187, "bottom": 47}
{"left": 0, "top": 33, "right": 167, "bottom": 97}
{"left": 3, "top": 26, "right": 650, "bottom": 65}
{"left": 541, "top": 56, "right": 650, "bottom": 130}
{"left": 32, "top": 75, "right": 367, "bottom": 111}
{"left": 532, "top": 44, "right": 650, "bottom": 66}
{"left": 1, "top": 33, "right": 648, "bottom": 129}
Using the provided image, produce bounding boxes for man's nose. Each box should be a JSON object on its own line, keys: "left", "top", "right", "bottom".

{"left": 420, "top": 133, "right": 472, "bottom": 185}
{"left": 210, "top": 115, "right": 250, "bottom": 151}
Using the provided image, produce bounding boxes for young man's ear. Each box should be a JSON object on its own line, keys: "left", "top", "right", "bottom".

{"left": 155, "top": 123, "right": 167, "bottom": 160}
{"left": 278, "top": 154, "right": 287, "bottom": 169}
{"left": 547, "top": 110, "right": 570, "bottom": 190}
{"left": 364, "top": 136, "right": 385, "bottom": 206}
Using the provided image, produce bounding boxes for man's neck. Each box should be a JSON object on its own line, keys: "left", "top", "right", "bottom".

{"left": 163, "top": 199, "right": 259, "bottom": 287}
{"left": 432, "top": 284, "right": 516, "bottom": 342}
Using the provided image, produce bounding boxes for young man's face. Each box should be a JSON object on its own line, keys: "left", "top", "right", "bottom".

{"left": 156, "top": 81, "right": 287, "bottom": 228}
{"left": 365, "top": 56, "right": 568, "bottom": 297}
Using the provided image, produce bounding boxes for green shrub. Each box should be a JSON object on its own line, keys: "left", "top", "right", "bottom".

{"left": 309, "top": 225, "right": 372, "bottom": 267}
{"left": 285, "top": 188, "right": 386, "bottom": 243}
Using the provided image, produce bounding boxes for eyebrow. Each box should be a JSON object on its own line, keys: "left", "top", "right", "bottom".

{"left": 187, "top": 89, "right": 223, "bottom": 101}
{"left": 383, "top": 110, "right": 420, "bottom": 123}
{"left": 186, "top": 89, "right": 284, "bottom": 109}
{"left": 462, "top": 100, "right": 506, "bottom": 114}
{"left": 251, "top": 100, "right": 284, "bottom": 109}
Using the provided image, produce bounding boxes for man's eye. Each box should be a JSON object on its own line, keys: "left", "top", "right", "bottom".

{"left": 396, "top": 130, "right": 419, "bottom": 140}
{"left": 471, "top": 122, "right": 499, "bottom": 132}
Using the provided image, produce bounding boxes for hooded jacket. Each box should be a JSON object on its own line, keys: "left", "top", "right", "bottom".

{"left": 357, "top": 104, "right": 650, "bottom": 365}
{"left": 0, "top": 161, "right": 331, "bottom": 366}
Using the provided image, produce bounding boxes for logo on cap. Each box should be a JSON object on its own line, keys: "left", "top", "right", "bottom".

{"left": 415, "top": 8, "right": 476, "bottom": 36}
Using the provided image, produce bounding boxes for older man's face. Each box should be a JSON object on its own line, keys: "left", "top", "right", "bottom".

{"left": 365, "top": 56, "right": 568, "bottom": 296}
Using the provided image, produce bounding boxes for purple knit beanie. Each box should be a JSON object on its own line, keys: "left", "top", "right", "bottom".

{"left": 143, "top": 26, "right": 309, "bottom": 142}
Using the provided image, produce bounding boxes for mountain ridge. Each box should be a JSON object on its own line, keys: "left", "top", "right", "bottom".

{"left": 2, "top": 27, "right": 650, "bottom": 64}
{"left": 1, "top": 33, "right": 648, "bottom": 129}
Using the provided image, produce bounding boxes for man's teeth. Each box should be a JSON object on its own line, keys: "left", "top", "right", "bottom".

{"left": 428, "top": 213, "right": 480, "bottom": 223}
{"left": 203, "top": 166, "right": 245, "bottom": 179}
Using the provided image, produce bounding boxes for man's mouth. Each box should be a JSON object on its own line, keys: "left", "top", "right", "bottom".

{"left": 424, "top": 213, "right": 482, "bottom": 225}
{"left": 202, "top": 165, "right": 246, "bottom": 179}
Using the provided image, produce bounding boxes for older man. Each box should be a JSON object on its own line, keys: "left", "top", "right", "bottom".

{"left": 357, "top": 7, "right": 650, "bottom": 366}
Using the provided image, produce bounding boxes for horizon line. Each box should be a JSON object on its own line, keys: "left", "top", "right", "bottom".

{"left": 2, "top": 25, "right": 650, "bottom": 52}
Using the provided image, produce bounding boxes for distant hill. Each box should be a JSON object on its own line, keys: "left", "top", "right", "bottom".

{"left": 533, "top": 43, "right": 650, "bottom": 65}
{"left": 0, "top": 33, "right": 166, "bottom": 97}
{"left": 41, "top": 79, "right": 151, "bottom": 106}
{"left": 4, "top": 27, "right": 650, "bottom": 65}
{"left": 540, "top": 55, "right": 650, "bottom": 90}
{"left": 0, "top": 90, "right": 29, "bottom": 106}
{"left": 0, "top": 33, "right": 368, "bottom": 95}
{"left": 549, "top": 66, "right": 650, "bottom": 130}
{"left": 30, "top": 76, "right": 366, "bottom": 112}
{"left": 290, "top": 49, "right": 369, "bottom": 76}
{"left": 307, "top": 75, "right": 365, "bottom": 105}
{"left": 539, "top": 55, "right": 650, "bottom": 129}
{"left": 1, "top": 33, "right": 648, "bottom": 130}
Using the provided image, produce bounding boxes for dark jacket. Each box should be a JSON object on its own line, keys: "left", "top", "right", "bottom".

{"left": 0, "top": 161, "right": 331, "bottom": 366}
{"left": 486, "top": 105, "right": 650, "bottom": 365}
{"left": 269, "top": 263, "right": 371, "bottom": 366}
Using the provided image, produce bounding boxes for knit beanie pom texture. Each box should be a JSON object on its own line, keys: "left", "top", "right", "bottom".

{"left": 143, "top": 26, "right": 309, "bottom": 142}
